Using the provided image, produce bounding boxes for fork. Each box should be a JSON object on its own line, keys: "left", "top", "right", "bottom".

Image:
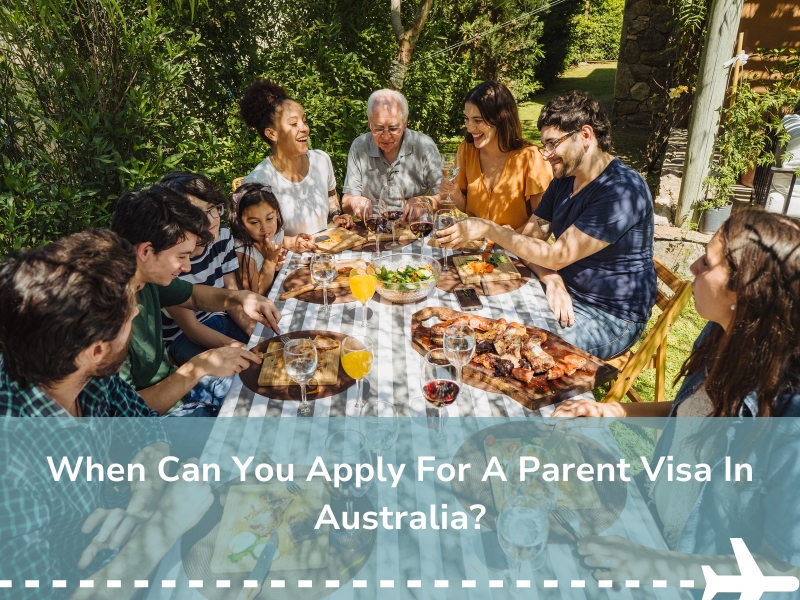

{"left": 279, "top": 335, "right": 291, "bottom": 345}
{"left": 553, "top": 506, "right": 583, "bottom": 541}
{"left": 258, "top": 452, "right": 303, "bottom": 495}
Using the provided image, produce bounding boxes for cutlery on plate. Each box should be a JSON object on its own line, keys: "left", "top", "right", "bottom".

{"left": 237, "top": 529, "right": 279, "bottom": 600}
{"left": 552, "top": 506, "right": 583, "bottom": 542}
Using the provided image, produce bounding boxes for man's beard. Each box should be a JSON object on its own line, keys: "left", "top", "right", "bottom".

{"left": 552, "top": 146, "right": 584, "bottom": 179}
{"left": 94, "top": 345, "right": 129, "bottom": 378}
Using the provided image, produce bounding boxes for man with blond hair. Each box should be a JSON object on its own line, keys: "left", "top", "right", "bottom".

{"left": 342, "top": 89, "right": 443, "bottom": 216}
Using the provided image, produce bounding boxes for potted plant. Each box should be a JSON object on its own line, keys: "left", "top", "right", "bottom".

{"left": 699, "top": 47, "right": 799, "bottom": 234}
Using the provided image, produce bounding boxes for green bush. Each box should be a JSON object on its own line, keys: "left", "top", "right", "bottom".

{"left": 565, "top": 0, "right": 625, "bottom": 64}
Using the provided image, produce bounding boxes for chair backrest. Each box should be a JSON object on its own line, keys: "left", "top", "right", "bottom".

{"left": 232, "top": 177, "right": 245, "bottom": 193}
{"left": 603, "top": 258, "right": 692, "bottom": 403}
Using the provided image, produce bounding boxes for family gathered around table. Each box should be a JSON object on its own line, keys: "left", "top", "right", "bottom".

{"left": 1, "top": 77, "right": 800, "bottom": 598}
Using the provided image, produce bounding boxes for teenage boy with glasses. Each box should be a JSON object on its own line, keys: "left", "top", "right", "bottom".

{"left": 158, "top": 171, "right": 256, "bottom": 366}
{"left": 437, "top": 91, "right": 657, "bottom": 360}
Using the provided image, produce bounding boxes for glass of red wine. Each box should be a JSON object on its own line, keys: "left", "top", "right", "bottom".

{"left": 408, "top": 198, "right": 434, "bottom": 242}
{"left": 380, "top": 184, "right": 405, "bottom": 250}
{"left": 420, "top": 348, "right": 460, "bottom": 440}
{"left": 362, "top": 196, "right": 387, "bottom": 254}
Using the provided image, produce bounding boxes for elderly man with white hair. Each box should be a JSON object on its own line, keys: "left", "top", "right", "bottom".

{"left": 342, "top": 89, "right": 443, "bottom": 217}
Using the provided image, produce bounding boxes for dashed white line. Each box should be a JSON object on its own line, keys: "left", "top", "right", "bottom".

{"left": 544, "top": 580, "right": 559, "bottom": 588}
{"left": 161, "top": 580, "right": 176, "bottom": 588}
{"left": 243, "top": 581, "right": 258, "bottom": 588}
{"left": 107, "top": 580, "right": 121, "bottom": 588}
{"left": 0, "top": 582, "right": 11, "bottom": 589}
{"left": 53, "top": 581, "right": 67, "bottom": 588}
{"left": 626, "top": 580, "right": 640, "bottom": 588}
{"left": 380, "top": 580, "right": 394, "bottom": 588}
{"left": 462, "top": 580, "right": 476, "bottom": 588}
{"left": 79, "top": 581, "right": 94, "bottom": 588}
{"left": 599, "top": 580, "right": 613, "bottom": 588}
{"left": 407, "top": 580, "right": 422, "bottom": 588}
{"left": 188, "top": 580, "right": 203, "bottom": 588}
{"left": 680, "top": 580, "right": 695, "bottom": 588}
{"left": 571, "top": 580, "right": 586, "bottom": 588}
{"left": 434, "top": 580, "right": 449, "bottom": 588}
{"left": 517, "top": 580, "right": 531, "bottom": 588}
{"left": 654, "top": 580, "right": 668, "bottom": 588}
{"left": 25, "top": 581, "right": 39, "bottom": 588}
{"left": 353, "top": 580, "right": 367, "bottom": 588}
{"left": 489, "top": 580, "right": 504, "bottom": 588}
{"left": 216, "top": 580, "right": 230, "bottom": 588}
{"left": 298, "top": 580, "right": 312, "bottom": 588}
{"left": 271, "top": 580, "right": 286, "bottom": 588}
{"left": 326, "top": 580, "right": 340, "bottom": 588}
{"left": 134, "top": 580, "right": 148, "bottom": 588}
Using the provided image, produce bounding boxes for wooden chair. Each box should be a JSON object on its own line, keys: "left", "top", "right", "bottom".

{"left": 231, "top": 177, "right": 245, "bottom": 193}
{"left": 602, "top": 258, "right": 693, "bottom": 404}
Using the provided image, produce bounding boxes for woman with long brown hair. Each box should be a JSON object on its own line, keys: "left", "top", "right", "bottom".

{"left": 439, "top": 81, "right": 552, "bottom": 230}
{"left": 552, "top": 208, "right": 800, "bottom": 589}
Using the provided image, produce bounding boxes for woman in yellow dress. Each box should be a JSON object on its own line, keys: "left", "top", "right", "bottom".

{"left": 440, "top": 81, "right": 553, "bottom": 231}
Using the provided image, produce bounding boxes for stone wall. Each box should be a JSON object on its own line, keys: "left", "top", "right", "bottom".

{"left": 612, "top": 0, "right": 675, "bottom": 128}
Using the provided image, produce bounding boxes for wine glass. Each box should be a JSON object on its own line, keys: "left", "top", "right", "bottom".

{"left": 359, "top": 400, "right": 399, "bottom": 453}
{"left": 497, "top": 496, "right": 550, "bottom": 588}
{"left": 408, "top": 198, "right": 433, "bottom": 242}
{"left": 341, "top": 335, "right": 374, "bottom": 411}
{"left": 443, "top": 323, "right": 475, "bottom": 406}
{"left": 349, "top": 266, "right": 376, "bottom": 328}
{"left": 504, "top": 445, "right": 559, "bottom": 512}
{"left": 362, "top": 196, "right": 387, "bottom": 255}
{"left": 420, "top": 348, "right": 460, "bottom": 440}
{"left": 380, "top": 184, "right": 405, "bottom": 250}
{"left": 310, "top": 254, "right": 336, "bottom": 314}
{"left": 434, "top": 209, "right": 457, "bottom": 271}
{"left": 440, "top": 152, "right": 460, "bottom": 207}
{"left": 283, "top": 338, "right": 318, "bottom": 416}
{"left": 323, "top": 430, "right": 372, "bottom": 551}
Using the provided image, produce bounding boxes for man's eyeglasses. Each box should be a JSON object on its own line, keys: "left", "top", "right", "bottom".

{"left": 542, "top": 131, "right": 577, "bottom": 155}
{"left": 370, "top": 125, "right": 402, "bottom": 136}
{"left": 203, "top": 204, "right": 225, "bottom": 219}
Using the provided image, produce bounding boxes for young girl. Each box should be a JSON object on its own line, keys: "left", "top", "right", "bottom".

{"left": 230, "top": 182, "right": 285, "bottom": 295}
{"left": 158, "top": 172, "right": 253, "bottom": 365}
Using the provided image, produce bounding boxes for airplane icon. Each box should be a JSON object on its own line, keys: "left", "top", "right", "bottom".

{"left": 702, "top": 538, "right": 799, "bottom": 600}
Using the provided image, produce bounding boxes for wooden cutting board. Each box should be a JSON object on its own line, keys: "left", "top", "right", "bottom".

{"left": 210, "top": 476, "right": 330, "bottom": 574}
{"left": 312, "top": 226, "right": 366, "bottom": 254}
{"left": 366, "top": 221, "right": 418, "bottom": 242}
{"left": 427, "top": 237, "right": 484, "bottom": 252}
{"left": 258, "top": 337, "right": 341, "bottom": 386}
{"left": 410, "top": 306, "right": 617, "bottom": 410}
{"left": 452, "top": 252, "right": 521, "bottom": 284}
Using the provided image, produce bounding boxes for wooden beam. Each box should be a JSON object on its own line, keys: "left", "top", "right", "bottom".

{"left": 674, "top": 0, "right": 745, "bottom": 226}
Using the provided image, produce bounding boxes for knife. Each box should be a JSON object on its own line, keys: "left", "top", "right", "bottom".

{"left": 479, "top": 275, "right": 490, "bottom": 297}
{"left": 238, "top": 529, "right": 279, "bottom": 600}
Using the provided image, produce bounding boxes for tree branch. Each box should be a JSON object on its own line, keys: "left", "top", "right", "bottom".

{"left": 390, "top": 0, "right": 405, "bottom": 39}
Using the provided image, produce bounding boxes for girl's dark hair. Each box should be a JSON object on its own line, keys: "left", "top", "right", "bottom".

{"left": 537, "top": 90, "right": 613, "bottom": 153}
{"left": 158, "top": 171, "right": 227, "bottom": 209}
{"left": 239, "top": 79, "right": 291, "bottom": 146}
{"left": 464, "top": 81, "right": 530, "bottom": 153}
{"left": 112, "top": 186, "right": 213, "bottom": 252}
{"left": 0, "top": 230, "right": 137, "bottom": 387}
{"left": 230, "top": 183, "right": 284, "bottom": 284}
{"left": 678, "top": 208, "right": 800, "bottom": 417}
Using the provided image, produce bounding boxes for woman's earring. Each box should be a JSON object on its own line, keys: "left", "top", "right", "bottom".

{"left": 731, "top": 304, "right": 736, "bottom": 311}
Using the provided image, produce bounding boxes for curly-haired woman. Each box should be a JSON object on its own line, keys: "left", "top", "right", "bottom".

{"left": 239, "top": 79, "right": 353, "bottom": 254}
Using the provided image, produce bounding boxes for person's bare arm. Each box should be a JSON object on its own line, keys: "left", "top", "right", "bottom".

{"left": 237, "top": 252, "right": 276, "bottom": 298}
{"left": 438, "top": 219, "right": 609, "bottom": 271}
{"left": 222, "top": 271, "right": 256, "bottom": 336}
{"left": 178, "top": 285, "right": 281, "bottom": 333}
{"left": 437, "top": 178, "right": 467, "bottom": 211}
{"left": 137, "top": 347, "right": 261, "bottom": 414}
{"left": 552, "top": 399, "right": 674, "bottom": 418}
{"left": 164, "top": 306, "right": 244, "bottom": 350}
{"left": 342, "top": 193, "right": 369, "bottom": 217}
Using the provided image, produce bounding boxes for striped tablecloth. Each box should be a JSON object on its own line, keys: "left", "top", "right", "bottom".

{"left": 221, "top": 238, "right": 571, "bottom": 419}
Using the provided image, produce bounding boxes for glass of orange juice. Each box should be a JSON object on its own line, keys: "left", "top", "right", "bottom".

{"left": 349, "top": 266, "right": 376, "bottom": 328}
{"left": 341, "top": 335, "right": 374, "bottom": 410}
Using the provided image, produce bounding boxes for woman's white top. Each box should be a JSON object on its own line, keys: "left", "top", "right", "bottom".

{"left": 243, "top": 149, "right": 336, "bottom": 236}
{"left": 782, "top": 113, "right": 800, "bottom": 169}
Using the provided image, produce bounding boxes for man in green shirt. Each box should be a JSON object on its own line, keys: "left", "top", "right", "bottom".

{"left": 112, "top": 186, "right": 283, "bottom": 415}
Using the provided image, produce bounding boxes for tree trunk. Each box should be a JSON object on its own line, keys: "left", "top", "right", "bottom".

{"left": 388, "top": 0, "right": 434, "bottom": 90}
